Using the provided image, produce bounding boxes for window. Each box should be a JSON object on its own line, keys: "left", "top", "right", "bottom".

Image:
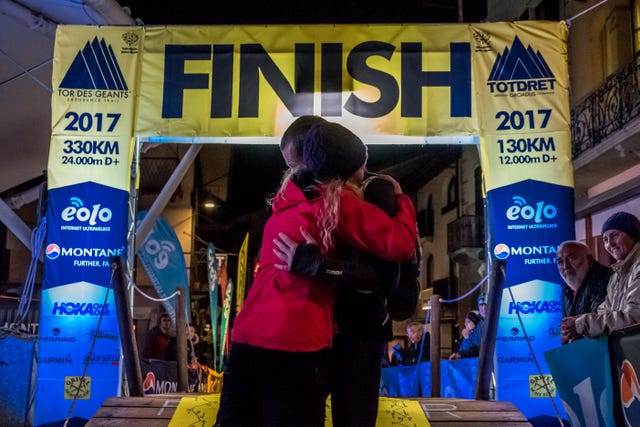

{"left": 426, "top": 195, "right": 434, "bottom": 236}
{"left": 424, "top": 254, "right": 433, "bottom": 289}
{"left": 442, "top": 176, "right": 458, "bottom": 213}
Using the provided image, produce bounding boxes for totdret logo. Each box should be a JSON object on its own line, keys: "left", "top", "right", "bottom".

{"left": 60, "top": 37, "right": 128, "bottom": 90}
{"left": 487, "top": 35, "right": 555, "bottom": 95}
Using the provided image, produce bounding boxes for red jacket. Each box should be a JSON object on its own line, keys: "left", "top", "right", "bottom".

{"left": 231, "top": 180, "right": 416, "bottom": 352}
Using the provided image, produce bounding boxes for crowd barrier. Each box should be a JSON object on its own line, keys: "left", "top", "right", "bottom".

{"left": 380, "top": 357, "right": 478, "bottom": 398}
{"left": 141, "top": 358, "right": 223, "bottom": 394}
{"left": 544, "top": 324, "right": 640, "bottom": 427}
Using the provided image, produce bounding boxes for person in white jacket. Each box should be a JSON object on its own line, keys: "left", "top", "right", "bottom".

{"left": 561, "top": 212, "right": 640, "bottom": 341}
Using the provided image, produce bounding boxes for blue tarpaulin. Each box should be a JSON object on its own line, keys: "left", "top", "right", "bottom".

{"left": 0, "top": 332, "right": 37, "bottom": 426}
{"left": 380, "top": 358, "right": 477, "bottom": 398}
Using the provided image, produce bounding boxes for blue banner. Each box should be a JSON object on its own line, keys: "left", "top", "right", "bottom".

{"left": 488, "top": 180, "right": 574, "bottom": 419}
{"left": 380, "top": 359, "right": 477, "bottom": 398}
{"left": 35, "top": 182, "right": 126, "bottom": 426}
{"left": 544, "top": 338, "right": 615, "bottom": 426}
{"left": 603, "top": 325, "right": 640, "bottom": 427}
{"left": 136, "top": 211, "right": 191, "bottom": 323}
{"left": 206, "top": 243, "right": 219, "bottom": 368}
{"left": 441, "top": 358, "right": 478, "bottom": 399}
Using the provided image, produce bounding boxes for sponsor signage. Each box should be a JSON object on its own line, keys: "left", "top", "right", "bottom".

{"left": 42, "top": 21, "right": 572, "bottom": 423}
{"left": 37, "top": 25, "right": 141, "bottom": 425}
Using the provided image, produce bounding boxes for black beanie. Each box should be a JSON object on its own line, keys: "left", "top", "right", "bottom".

{"left": 302, "top": 122, "right": 367, "bottom": 181}
{"left": 601, "top": 211, "right": 640, "bottom": 242}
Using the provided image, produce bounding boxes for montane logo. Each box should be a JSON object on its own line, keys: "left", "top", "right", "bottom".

{"left": 487, "top": 36, "right": 555, "bottom": 94}
{"left": 60, "top": 37, "right": 128, "bottom": 90}
{"left": 493, "top": 244, "right": 557, "bottom": 260}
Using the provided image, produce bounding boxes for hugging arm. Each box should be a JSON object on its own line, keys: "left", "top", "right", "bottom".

{"left": 273, "top": 231, "right": 399, "bottom": 294}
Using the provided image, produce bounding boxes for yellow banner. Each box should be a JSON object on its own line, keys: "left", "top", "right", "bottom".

{"left": 52, "top": 21, "right": 570, "bottom": 188}
{"left": 49, "top": 25, "right": 142, "bottom": 190}
{"left": 235, "top": 233, "right": 249, "bottom": 313}
{"left": 471, "top": 21, "right": 571, "bottom": 190}
{"left": 135, "top": 24, "right": 477, "bottom": 139}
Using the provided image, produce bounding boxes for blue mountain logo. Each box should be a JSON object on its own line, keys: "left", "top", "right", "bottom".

{"left": 487, "top": 36, "right": 555, "bottom": 94}
{"left": 60, "top": 37, "right": 128, "bottom": 90}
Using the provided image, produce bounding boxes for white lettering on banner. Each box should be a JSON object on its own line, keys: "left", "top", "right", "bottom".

{"left": 143, "top": 239, "right": 176, "bottom": 270}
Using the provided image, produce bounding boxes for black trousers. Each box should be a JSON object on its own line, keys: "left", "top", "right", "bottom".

{"left": 330, "top": 333, "right": 385, "bottom": 427}
{"left": 214, "top": 342, "right": 330, "bottom": 427}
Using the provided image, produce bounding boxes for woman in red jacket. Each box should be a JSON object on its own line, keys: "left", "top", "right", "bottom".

{"left": 215, "top": 120, "right": 416, "bottom": 427}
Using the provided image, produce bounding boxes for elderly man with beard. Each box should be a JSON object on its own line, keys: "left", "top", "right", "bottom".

{"left": 557, "top": 240, "right": 612, "bottom": 344}
{"left": 561, "top": 212, "right": 640, "bottom": 343}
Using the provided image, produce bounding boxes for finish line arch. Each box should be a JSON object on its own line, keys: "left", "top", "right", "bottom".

{"left": 38, "top": 21, "right": 573, "bottom": 425}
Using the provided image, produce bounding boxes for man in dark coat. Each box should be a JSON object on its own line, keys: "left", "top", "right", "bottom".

{"left": 557, "top": 241, "right": 612, "bottom": 342}
{"left": 141, "top": 313, "right": 172, "bottom": 360}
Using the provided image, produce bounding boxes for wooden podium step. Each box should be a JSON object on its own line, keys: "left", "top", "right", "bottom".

{"left": 87, "top": 394, "right": 531, "bottom": 427}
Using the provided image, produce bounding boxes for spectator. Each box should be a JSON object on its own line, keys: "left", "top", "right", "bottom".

{"left": 450, "top": 311, "right": 482, "bottom": 360}
{"left": 475, "top": 293, "right": 487, "bottom": 344}
{"left": 477, "top": 293, "right": 487, "bottom": 319}
{"left": 141, "top": 313, "right": 172, "bottom": 360}
{"left": 561, "top": 212, "right": 640, "bottom": 342}
{"left": 557, "top": 240, "right": 612, "bottom": 344}
{"left": 393, "top": 321, "right": 430, "bottom": 366}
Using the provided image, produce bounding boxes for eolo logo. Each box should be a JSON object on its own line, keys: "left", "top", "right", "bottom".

{"left": 144, "top": 239, "right": 176, "bottom": 269}
{"left": 506, "top": 196, "right": 557, "bottom": 223}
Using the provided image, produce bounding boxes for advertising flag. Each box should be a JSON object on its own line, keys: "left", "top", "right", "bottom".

{"left": 236, "top": 233, "right": 249, "bottom": 313}
{"left": 136, "top": 211, "right": 191, "bottom": 322}
{"left": 219, "top": 277, "right": 234, "bottom": 372}
{"left": 471, "top": 21, "right": 572, "bottom": 419}
{"left": 206, "top": 243, "right": 219, "bottom": 367}
{"left": 37, "top": 25, "right": 142, "bottom": 426}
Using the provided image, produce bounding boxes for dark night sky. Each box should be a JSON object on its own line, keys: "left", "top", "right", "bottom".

{"left": 124, "top": 0, "right": 486, "bottom": 26}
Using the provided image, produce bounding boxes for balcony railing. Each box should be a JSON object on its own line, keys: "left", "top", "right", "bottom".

{"left": 571, "top": 52, "right": 640, "bottom": 159}
{"left": 447, "top": 215, "right": 484, "bottom": 253}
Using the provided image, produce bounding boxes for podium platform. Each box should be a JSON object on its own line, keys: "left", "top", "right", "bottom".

{"left": 86, "top": 394, "right": 531, "bottom": 426}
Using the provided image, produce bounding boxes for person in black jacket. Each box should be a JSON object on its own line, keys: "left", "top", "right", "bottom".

{"left": 557, "top": 240, "right": 612, "bottom": 343}
{"left": 392, "top": 321, "right": 430, "bottom": 365}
